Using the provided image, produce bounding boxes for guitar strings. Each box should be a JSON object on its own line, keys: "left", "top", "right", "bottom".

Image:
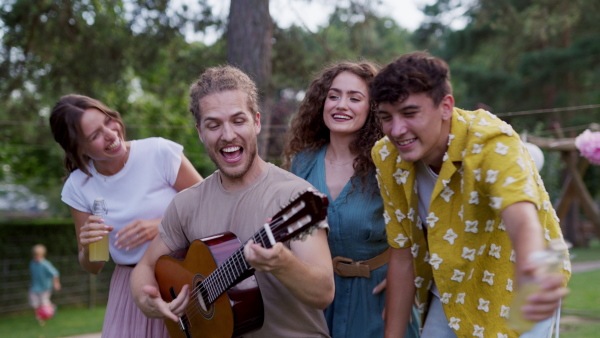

{"left": 181, "top": 229, "right": 272, "bottom": 321}
{"left": 180, "top": 213, "right": 288, "bottom": 321}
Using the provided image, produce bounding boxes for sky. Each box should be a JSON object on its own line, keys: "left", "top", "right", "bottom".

{"left": 270, "top": 0, "right": 436, "bottom": 31}
{"left": 174, "top": 0, "right": 461, "bottom": 45}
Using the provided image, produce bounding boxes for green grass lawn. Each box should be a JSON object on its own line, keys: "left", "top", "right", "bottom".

{"left": 0, "top": 305, "right": 105, "bottom": 338}
{"left": 564, "top": 269, "right": 600, "bottom": 317}
{"left": 559, "top": 246, "right": 600, "bottom": 338}
{"left": 562, "top": 267, "right": 600, "bottom": 337}
{"left": 569, "top": 238, "right": 600, "bottom": 263}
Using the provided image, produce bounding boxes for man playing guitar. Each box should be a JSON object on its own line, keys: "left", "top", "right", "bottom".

{"left": 130, "top": 66, "right": 334, "bottom": 337}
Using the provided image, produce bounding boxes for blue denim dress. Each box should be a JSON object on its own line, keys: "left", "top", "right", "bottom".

{"left": 292, "top": 147, "right": 420, "bottom": 338}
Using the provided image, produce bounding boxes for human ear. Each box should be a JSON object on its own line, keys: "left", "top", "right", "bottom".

{"left": 254, "top": 112, "right": 262, "bottom": 135}
{"left": 440, "top": 95, "right": 455, "bottom": 120}
{"left": 196, "top": 124, "right": 204, "bottom": 144}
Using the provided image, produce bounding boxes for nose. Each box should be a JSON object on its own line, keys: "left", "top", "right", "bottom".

{"left": 389, "top": 116, "right": 407, "bottom": 138}
{"left": 221, "top": 122, "right": 236, "bottom": 142}
{"left": 336, "top": 97, "right": 348, "bottom": 110}
{"left": 103, "top": 125, "right": 118, "bottom": 141}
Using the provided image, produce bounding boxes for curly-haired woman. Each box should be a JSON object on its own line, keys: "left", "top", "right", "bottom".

{"left": 283, "top": 61, "right": 420, "bottom": 337}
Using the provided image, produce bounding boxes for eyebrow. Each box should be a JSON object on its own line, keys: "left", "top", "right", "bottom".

{"left": 376, "top": 104, "right": 421, "bottom": 116}
{"left": 202, "top": 111, "right": 247, "bottom": 124}
{"left": 398, "top": 104, "right": 420, "bottom": 111}
{"left": 328, "top": 87, "right": 366, "bottom": 97}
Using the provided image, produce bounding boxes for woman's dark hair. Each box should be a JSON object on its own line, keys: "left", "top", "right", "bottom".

{"left": 49, "top": 94, "right": 126, "bottom": 178}
{"left": 282, "top": 60, "right": 382, "bottom": 189}
{"left": 370, "top": 51, "right": 452, "bottom": 107}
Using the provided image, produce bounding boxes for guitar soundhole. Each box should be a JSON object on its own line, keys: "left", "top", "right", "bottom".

{"left": 193, "top": 274, "right": 215, "bottom": 320}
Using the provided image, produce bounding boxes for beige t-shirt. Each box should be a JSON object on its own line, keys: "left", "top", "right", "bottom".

{"left": 159, "top": 163, "right": 330, "bottom": 337}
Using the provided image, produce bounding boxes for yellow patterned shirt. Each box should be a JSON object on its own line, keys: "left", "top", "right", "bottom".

{"left": 371, "top": 108, "right": 571, "bottom": 338}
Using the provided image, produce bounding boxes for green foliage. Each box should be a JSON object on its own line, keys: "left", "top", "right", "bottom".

{"left": 0, "top": 221, "right": 77, "bottom": 258}
{"left": 272, "top": 4, "right": 414, "bottom": 94}
{"left": 0, "top": 0, "right": 220, "bottom": 215}
{"left": 415, "top": 0, "right": 600, "bottom": 119}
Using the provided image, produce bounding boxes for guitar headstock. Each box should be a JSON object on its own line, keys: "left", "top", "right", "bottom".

{"left": 267, "top": 187, "right": 328, "bottom": 244}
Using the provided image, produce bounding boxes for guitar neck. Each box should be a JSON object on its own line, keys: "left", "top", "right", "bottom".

{"left": 202, "top": 228, "right": 273, "bottom": 304}
{"left": 199, "top": 188, "right": 328, "bottom": 306}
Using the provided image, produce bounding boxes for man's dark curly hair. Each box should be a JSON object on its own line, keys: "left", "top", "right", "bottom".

{"left": 282, "top": 60, "right": 382, "bottom": 190}
{"left": 370, "top": 51, "right": 452, "bottom": 107}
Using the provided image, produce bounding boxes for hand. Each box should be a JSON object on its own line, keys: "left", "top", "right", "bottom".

{"left": 79, "top": 215, "right": 113, "bottom": 248}
{"left": 54, "top": 279, "right": 62, "bottom": 292}
{"left": 373, "top": 278, "right": 387, "bottom": 295}
{"left": 243, "top": 240, "right": 289, "bottom": 273}
{"left": 115, "top": 219, "right": 160, "bottom": 251}
{"left": 140, "top": 284, "right": 190, "bottom": 322}
{"left": 522, "top": 272, "right": 569, "bottom": 322}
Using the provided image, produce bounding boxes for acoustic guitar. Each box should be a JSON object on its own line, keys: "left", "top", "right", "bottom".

{"left": 155, "top": 188, "right": 329, "bottom": 338}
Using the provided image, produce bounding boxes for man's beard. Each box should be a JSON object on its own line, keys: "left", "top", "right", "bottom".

{"left": 207, "top": 143, "right": 258, "bottom": 180}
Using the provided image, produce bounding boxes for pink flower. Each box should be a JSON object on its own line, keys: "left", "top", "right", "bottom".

{"left": 575, "top": 129, "right": 600, "bottom": 165}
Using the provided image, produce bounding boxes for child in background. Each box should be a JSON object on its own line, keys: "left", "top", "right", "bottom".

{"left": 29, "top": 244, "right": 61, "bottom": 325}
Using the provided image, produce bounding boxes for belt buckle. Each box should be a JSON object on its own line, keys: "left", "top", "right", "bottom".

{"left": 332, "top": 256, "right": 370, "bottom": 278}
{"left": 332, "top": 256, "right": 354, "bottom": 266}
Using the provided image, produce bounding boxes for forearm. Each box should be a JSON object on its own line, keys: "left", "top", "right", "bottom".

{"left": 78, "top": 247, "right": 105, "bottom": 275}
{"left": 130, "top": 262, "right": 162, "bottom": 317}
{"left": 53, "top": 276, "right": 61, "bottom": 291}
{"left": 271, "top": 248, "right": 334, "bottom": 309}
{"left": 129, "top": 235, "right": 175, "bottom": 319}
{"left": 503, "top": 202, "right": 546, "bottom": 282}
{"left": 385, "top": 247, "right": 416, "bottom": 338}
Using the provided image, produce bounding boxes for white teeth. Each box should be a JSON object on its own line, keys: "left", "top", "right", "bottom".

{"left": 398, "top": 138, "right": 415, "bottom": 146}
{"left": 106, "top": 139, "right": 120, "bottom": 151}
{"left": 222, "top": 146, "right": 240, "bottom": 153}
{"left": 333, "top": 114, "right": 351, "bottom": 120}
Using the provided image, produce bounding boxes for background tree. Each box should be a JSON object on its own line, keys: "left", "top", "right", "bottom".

{"left": 226, "top": 0, "right": 273, "bottom": 158}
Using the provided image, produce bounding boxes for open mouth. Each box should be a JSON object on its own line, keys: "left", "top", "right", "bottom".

{"left": 221, "top": 145, "right": 243, "bottom": 162}
{"left": 106, "top": 138, "right": 121, "bottom": 152}
{"left": 332, "top": 113, "right": 352, "bottom": 121}
{"left": 397, "top": 138, "right": 417, "bottom": 147}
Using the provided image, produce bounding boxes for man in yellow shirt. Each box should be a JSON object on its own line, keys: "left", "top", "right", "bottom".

{"left": 370, "top": 51, "right": 570, "bottom": 337}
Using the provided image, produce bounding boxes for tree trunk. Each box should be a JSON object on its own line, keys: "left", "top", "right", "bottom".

{"left": 227, "top": 0, "right": 274, "bottom": 159}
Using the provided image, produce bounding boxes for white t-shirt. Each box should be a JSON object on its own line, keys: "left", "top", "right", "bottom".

{"left": 61, "top": 137, "right": 183, "bottom": 265}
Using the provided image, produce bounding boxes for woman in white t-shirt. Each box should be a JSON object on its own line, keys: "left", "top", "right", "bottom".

{"left": 50, "top": 94, "right": 203, "bottom": 337}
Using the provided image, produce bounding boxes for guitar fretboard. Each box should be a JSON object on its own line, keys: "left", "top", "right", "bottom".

{"left": 200, "top": 228, "right": 274, "bottom": 305}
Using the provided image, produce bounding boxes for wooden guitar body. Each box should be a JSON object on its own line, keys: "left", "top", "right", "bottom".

{"left": 155, "top": 232, "right": 264, "bottom": 338}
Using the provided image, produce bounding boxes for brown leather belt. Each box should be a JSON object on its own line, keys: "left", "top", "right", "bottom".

{"left": 332, "top": 247, "right": 390, "bottom": 278}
